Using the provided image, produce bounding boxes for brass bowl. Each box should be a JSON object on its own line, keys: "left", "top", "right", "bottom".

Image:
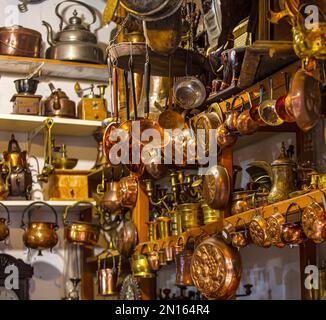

{"left": 53, "top": 158, "right": 78, "bottom": 170}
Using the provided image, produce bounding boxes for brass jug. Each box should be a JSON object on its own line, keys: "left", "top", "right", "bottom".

{"left": 250, "top": 142, "right": 296, "bottom": 204}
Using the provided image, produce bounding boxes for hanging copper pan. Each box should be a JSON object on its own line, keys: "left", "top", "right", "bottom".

{"left": 275, "top": 72, "right": 295, "bottom": 123}
{"left": 289, "top": 65, "right": 322, "bottom": 132}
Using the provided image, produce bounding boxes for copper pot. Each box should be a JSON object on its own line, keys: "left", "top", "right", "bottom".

{"left": 63, "top": 202, "right": 100, "bottom": 247}
{"left": 281, "top": 203, "right": 306, "bottom": 246}
{"left": 301, "top": 195, "right": 326, "bottom": 244}
{"left": 190, "top": 236, "right": 242, "bottom": 300}
{"left": 0, "top": 203, "right": 10, "bottom": 242}
{"left": 236, "top": 92, "right": 259, "bottom": 135}
{"left": 0, "top": 26, "right": 42, "bottom": 58}
{"left": 21, "top": 201, "right": 58, "bottom": 254}
{"left": 216, "top": 122, "right": 238, "bottom": 149}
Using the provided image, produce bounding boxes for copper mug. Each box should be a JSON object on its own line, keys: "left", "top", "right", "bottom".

{"left": 175, "top": 237, "right": 194, "bottom": 286}
{"left": 158, "top": 249, "right": 167, "bottom": 266}
{"left": 146, "top": 243, "right": 160, "bottom": 271}
{"left": 173, "top": 236, "right": 185, "bottom": 257}
{"left": 281, "top": 203, "right": 306, "bottom": 246}
{"left": 164, "top": 241, "right": 174, "bottom": 263}
{"left": 97, "top": 253, "right": 119, "bottom": 296}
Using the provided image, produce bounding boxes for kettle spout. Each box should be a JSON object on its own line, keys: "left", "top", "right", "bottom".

{"left": 42, "top": 21, "right": 55, "bottom": 46}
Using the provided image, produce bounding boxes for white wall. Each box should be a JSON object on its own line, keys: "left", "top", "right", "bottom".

{"left": 0, "top": 0, "right": 112, "bottom": 300}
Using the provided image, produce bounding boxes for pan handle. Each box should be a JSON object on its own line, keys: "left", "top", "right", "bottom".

{"left": 63, "top": 201, "right": 94, "bottom": 225}
{"left": 143, "top": 60, "right": 151, "bottom": 117}
{"left": 112, "top": 67, "right": 119, "bottom": 121}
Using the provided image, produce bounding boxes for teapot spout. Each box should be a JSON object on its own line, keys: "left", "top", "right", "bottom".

{"left": 42, "top": 21, "right": 55, "bottom": 46}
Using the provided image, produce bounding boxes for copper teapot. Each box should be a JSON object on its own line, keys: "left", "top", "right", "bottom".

{"left": 0, "top": 203, "right": 10, "bottom": 242}
{"left": 249, "top": 142, "right": 296, "bottom": 203}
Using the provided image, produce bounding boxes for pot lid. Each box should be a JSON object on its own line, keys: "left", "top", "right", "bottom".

{"left": 272, "top": 142, "right": 295, "bottom": 166}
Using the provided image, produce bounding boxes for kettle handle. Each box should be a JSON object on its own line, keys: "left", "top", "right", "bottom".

{"left": 55, "top": 0, "right": 97, "bottom": 31}
{"left": 285, "top": 202, "right": 302, "bottom": 223}
{"left": 0, "top": 202, "right": 10, "bottom": 225}
{"left": 21, "top": 201, "right": 58, "bottom": 230}
{"left": 63, "top": 201, "right": 94, "bottom": 225}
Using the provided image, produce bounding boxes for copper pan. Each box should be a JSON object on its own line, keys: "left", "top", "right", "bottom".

{"left": 275, "top": 72, "right": 296, "bottom": 123}
{"left": 289, "top": 63, "right": 322, "bottom": 132}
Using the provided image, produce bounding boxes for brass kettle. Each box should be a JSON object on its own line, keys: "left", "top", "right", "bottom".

{"left": 0, "top": 203, "right": 10, "bottom": 242}
{"left": 249, "top": 142, "right": 296, "bottom": 204}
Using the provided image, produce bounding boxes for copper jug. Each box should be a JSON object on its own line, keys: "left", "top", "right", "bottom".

{"left": 100, "top": 181, "right": 122, "bottom": 214}
{"left": 250, "top": 142, "right": 296, "bottom": 204}
{"left": 175, "top": 237, "right": 194, "bottom": 286}
{"left": 146, "top": 243, "right": 160, "bottom": 271}
{"left": 98, "top": 253, "right": 119, "bottom": 296}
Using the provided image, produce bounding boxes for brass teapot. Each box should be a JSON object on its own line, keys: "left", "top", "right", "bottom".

{"left": 249, "top": 142, "right": 296, "bottom": 203}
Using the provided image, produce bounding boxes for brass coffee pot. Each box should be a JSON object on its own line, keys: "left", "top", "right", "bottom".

{"left": 250, "top": 142, "right": 296, "bottom": 203}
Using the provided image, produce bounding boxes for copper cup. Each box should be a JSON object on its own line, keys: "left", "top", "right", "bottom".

{"left": 164, "top": 242, "right": 174, "bottom": 263}
{"left": 158, "top": 249, "right": 167, "bottom": 266}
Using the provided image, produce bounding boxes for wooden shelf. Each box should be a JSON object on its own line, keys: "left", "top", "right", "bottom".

{"left": 0, "top": 200, "right": 95, "bottom": 210}
{"left": 0, "top": 114, "right": 102, "bottom": 137}
{"left": 135, "top": 189, "right": 325, "bottom": 252}
{"left": 0, "top": 55, "right": 108, "bottom": 82}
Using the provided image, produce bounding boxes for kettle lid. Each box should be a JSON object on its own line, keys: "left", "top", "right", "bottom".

{"left": 8, "top": 134, "right": 21, "bottom": 154}
{"left": 272, "top": 142, "right": 295, "bottom": 166}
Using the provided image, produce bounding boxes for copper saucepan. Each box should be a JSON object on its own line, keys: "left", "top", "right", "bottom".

{"left": 289, "top": 62, "right": 322, "bottom": 132}
{"left": 275, "top": 72, "right": 295, "bottom": 123}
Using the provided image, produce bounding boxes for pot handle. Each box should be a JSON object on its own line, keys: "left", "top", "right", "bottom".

{"left": 21, "top": 201, "right": 58, "bottom": 230}
{"left": 231, "top": 95, "right": 245, "bottom": 113}
{"left": 175, "top": 236, "right": 185, "bottom": 247}
{"left": 285, "top": 202, "right": 302, "bottom": 223}
{"left": 0, "top": 202, "right": 10, "bottom": 225}
{"left": 56, "top": 0, "right": 97, "bottom": 31}
{"left": 259, "top": 85, "right": 264, "bottom": 104}
{"left": 63, "top": 201, "right": 94, "bottom": 225}
{"left": 102, "top": 252, "right": 116, "bottom": 271}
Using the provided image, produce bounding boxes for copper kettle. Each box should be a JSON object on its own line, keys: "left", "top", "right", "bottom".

{"left": 0, "top": 203, "right": 10, "bottom": 242}
{"left": 42, "top": 83, "right": 76, "bottom": 118}
{"left": 249, "top": 142, "right": 296, "bottom": 203}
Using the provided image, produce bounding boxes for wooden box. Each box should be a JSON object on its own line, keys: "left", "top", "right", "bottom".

{"left": 44, "top": 170, "right": 92, "bottom": 201}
